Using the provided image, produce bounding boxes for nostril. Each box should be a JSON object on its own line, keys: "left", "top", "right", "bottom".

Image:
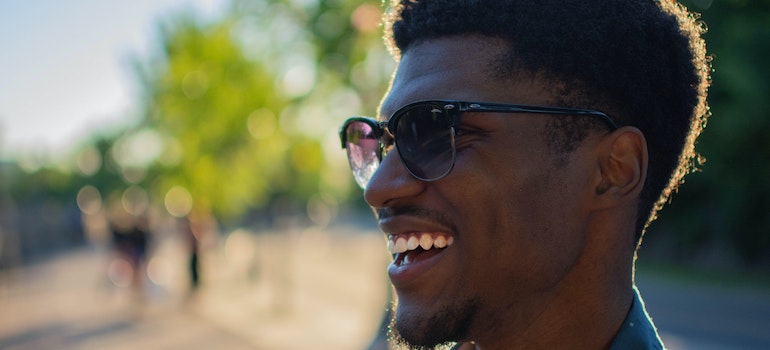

{"left": 364, "top": 151, "right": 425, "bottom": 208}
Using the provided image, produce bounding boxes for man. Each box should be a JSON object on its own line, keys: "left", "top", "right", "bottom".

{"left": 339, "top": 0, "right": 710, "bottom": 349}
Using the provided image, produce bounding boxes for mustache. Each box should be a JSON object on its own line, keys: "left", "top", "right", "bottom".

{"left": 376, "top": 205, "right": 459, "bottom": 233}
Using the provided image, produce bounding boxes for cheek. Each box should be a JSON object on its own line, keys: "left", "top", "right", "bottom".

{"left": 505, "top": 169, "right": 590, "bottom": 285}
{"left": 451, "top": 153, "right": 587, "bottom": 291}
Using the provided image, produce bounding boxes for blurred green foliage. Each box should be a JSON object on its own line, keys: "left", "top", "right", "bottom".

{"left": 1, "top": 0, "right": 768, "bottom": 267}
{"left": 136, "top": 14, "right": 289, "bottom": 218}
{"left": 645, "top": 0, "right": 770, "bottom": 266}
{"left": 91, "top": 0, "right": 391, "bottom": 222}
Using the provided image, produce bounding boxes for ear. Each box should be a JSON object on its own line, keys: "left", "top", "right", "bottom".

{"left": 594, "top": 127, "right": 648, "bottom": 204}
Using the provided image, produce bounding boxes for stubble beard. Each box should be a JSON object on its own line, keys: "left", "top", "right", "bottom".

{"left": 387, "top": 298, "right": 479, "bottom": 350}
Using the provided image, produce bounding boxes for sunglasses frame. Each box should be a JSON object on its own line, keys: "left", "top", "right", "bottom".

{"left": 340, "top": 100, "right": 619, "bottom": 185}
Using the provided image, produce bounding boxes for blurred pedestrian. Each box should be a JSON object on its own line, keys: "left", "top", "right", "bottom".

{"left": 108, "top": 205, "right": 150, "bottom": 301}
{"left": 179, "top": 215, "right": 201, "bottom": 291}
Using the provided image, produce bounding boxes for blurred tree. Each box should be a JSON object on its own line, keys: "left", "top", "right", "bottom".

{"left": 228, "top": 0, "right": 393, "bottom": 205}
{"left": 132, "top": 0, "right": 390, "bottom": 222}
{"left": 647, "top": 0, "right": 770, "bottom": 266}
{"left": 135, "top": 15, "right": 287, "bottom": 220}
{"left": 0, "top": 161, "right": 85, "bottom": 262}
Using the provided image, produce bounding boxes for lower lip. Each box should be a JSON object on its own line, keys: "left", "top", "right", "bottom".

{"left": 387, "top": 248, "right": 448, "bottom": 287}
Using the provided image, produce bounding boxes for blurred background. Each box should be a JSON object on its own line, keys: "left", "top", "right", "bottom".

{"left": 0, "top": 0, "right": 768, "bottom": 349}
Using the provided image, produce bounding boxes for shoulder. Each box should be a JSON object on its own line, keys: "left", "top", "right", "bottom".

{"left": 609, "top": 286, "right": 666, "bottom": 350}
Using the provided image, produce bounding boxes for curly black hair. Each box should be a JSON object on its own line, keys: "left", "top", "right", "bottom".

{"left": 384, "top": 0, "right": 710, "bottom": 241}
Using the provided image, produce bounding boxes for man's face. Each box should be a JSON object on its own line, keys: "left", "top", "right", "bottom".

{"left": 365, "top": 36, "right": 600, "bottom": 348}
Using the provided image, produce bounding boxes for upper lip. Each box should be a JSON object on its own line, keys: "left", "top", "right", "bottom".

{"left": 378, "top": 213, "right": 456, "bottom": 238}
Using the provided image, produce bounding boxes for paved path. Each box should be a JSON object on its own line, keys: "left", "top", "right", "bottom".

{"left": 0, "top": 246, "right": 258, "bottom": 350}
{"left": 638, "top": 272, "right": 770, "bottom": 350}
{"left": 1, "top": 223, "right": 768, "bottom": 349}
{"left": 1, "top": 224, "right": 389, "bottom": 350}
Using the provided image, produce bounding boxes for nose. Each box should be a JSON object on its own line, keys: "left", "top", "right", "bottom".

{"left": 364, "top": 146, "right": 425, "bottom": 209}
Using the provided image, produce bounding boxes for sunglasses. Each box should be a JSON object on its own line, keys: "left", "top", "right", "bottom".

{"left": 339, "top": 100, "right": 618, "bottom": 188}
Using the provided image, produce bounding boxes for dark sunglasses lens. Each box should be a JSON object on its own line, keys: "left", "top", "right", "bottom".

{"left": 395, "top": 104, "right": 454, "bottom": 180}
{"left": 344, "top": 120, "right": 380, "bottom": 188}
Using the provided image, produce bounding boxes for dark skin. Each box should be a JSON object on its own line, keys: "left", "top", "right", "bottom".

{"left": 365, "top": 35, "right": 649, "bottom": 349}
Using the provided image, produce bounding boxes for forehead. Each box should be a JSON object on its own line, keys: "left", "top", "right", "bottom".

{"left": 379, "top": 35, "right": 554, "bottom": 119}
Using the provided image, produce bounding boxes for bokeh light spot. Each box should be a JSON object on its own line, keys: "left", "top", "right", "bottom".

{"left": 282, "top": 63, "right": 317, "bottom": 97}
{"left": 76, "top": 185, "right": 102, "bottom": 215}
{"left": 247, "top": 108, "right": 277, "bottom": 140}
{"left": 122, "top": 185, "right": 149, "bottom": 216}
{"left": 112, "top": 129, "right": 163, "bottom": 168}
{"left": 147, "top": 256, "right": 173, "bottom": 287}
{"left": 306, "top": 193, "right": 338, "bottom": 227}
{"left": 165, "top": 185, "right": 193, "bottom": 217}
{"left": 351, "top": 3, "right": 381, "bottom": 33}
{"left": 76, "top": 145, "right": 102, "bottom": 176}
{"left": 108, "top": 258, "right": 134, "bottom": 289}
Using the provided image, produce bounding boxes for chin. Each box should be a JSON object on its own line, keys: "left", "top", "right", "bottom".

{"left": 388, "top": 297, "right": 479, "bottom": 350}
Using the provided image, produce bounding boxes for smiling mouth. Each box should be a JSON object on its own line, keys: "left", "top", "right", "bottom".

{"left": 388, "top": 233, "right": 454, "bottom": 266}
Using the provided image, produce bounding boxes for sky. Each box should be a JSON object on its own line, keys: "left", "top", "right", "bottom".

{"left": 0, "top": 0, "right": 225, "bottom": 160}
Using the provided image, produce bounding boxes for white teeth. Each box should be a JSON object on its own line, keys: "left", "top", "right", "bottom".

{"left": 394, "top": 237, "right": 407, "bottom": 254}
{"left": 388, "top": 233, "right": 454, "bottom": 255}
{"left": 406, "top": 236, "right": 419, "bottom": 250}
{"left": 434, "top": 235, "right": 447, "bottom": 248}
{"left": 419, "top": 233, "right": 433, "bottom": 250}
